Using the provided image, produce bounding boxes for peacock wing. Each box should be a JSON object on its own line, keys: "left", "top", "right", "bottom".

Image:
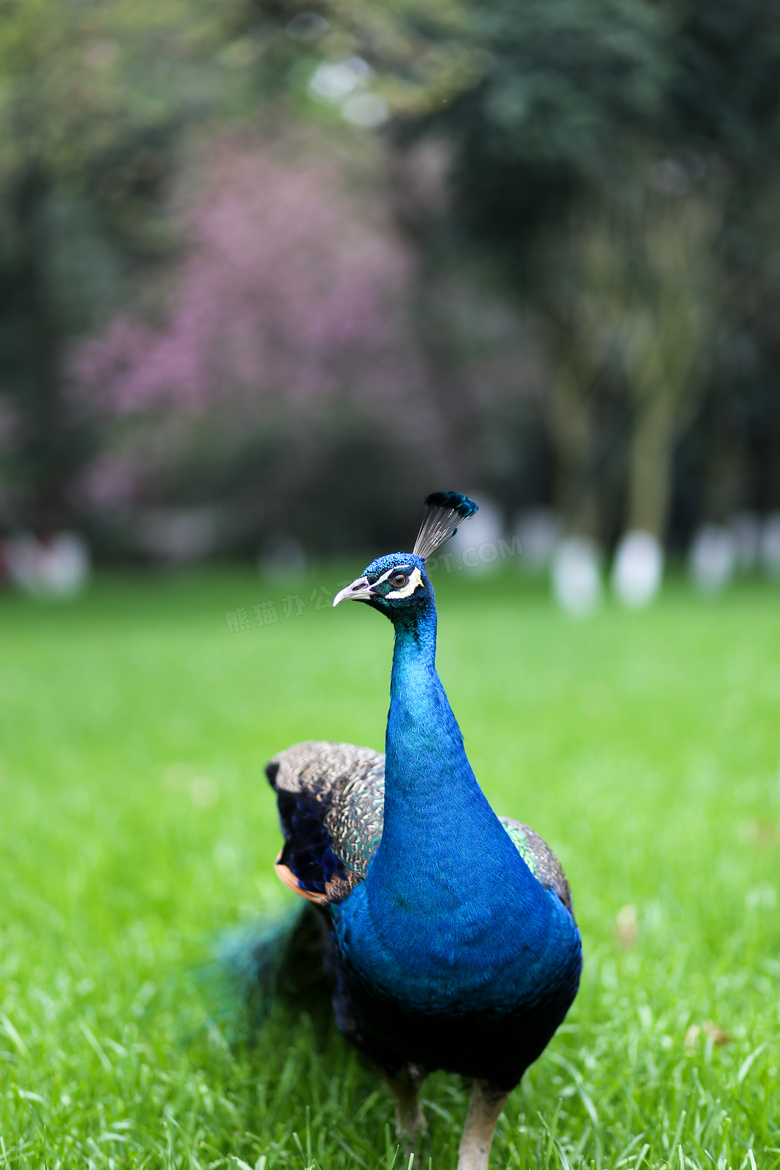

{"left": 267, "top": 743, "right": 573, "bottom": 915}
{"left": 500, "top": 817, "right": 575, "bottom": 916}
{"left": 266, "top": 741, "right": 385, "bottom": 907}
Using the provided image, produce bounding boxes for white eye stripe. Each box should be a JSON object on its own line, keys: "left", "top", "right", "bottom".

{"left": 375, "top": 568, "right": 392, "bottom": 585}
{"left": 374, "top": 565, "right": 411, "bottom": 586}
{"left": 385, "top": 566, "right": 424, "bottom": 599}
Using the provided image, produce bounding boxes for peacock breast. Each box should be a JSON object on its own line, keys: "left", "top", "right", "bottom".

{"left": 330, "top": 876, "right": 581, "bottom": 1019}
{"left": 330, "top": 880, "right": 582, "bottom": 1086}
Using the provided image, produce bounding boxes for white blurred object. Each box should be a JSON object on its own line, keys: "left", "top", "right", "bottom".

{"left": 4, "top": 532, "right": 91, "bottom": 598}
{"left": 137, "top": 507, "right": 222, "bottom": 563}
{"left": 759, "top": 512, "right": 780, "bottom": 579}
{"left": 729, "top": 511, "right": 760, "bottom": 572}
{"left": 611, "top": 530, "right": 664, "bottom": 608}
{"left": 308, "top": 57, "right": 370, "bottom": 103}
{"left": 514, "top": 507, "right": 559, "bottom": 573}
{"left": 259, "top": 534, "right": 307, "bottom": 579}
{"left": 342, "top": 93, "right": 389, "bottom": 128}
{"left": 308, "top": 57, "right": 387, "bottom": 130}
{"left": 551, "top": 536, "right": 603, "bottom": 615}
{"left": 446, "top": 495, "right": 505, "bottom": 573}
{"left": 688, "top": 524, "right": 736, "bottom": 593}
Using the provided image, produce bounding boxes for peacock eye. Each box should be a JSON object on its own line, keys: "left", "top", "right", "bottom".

{"left": 390, "top": 571, "right": 408, "bottom": 589}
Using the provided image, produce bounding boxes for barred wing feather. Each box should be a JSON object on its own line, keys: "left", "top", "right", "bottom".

{"left": 266, "top": 741, "right": 384, "bottom": 905}
{"left": 267, "top": 742, "right": 573, "bottom": 915}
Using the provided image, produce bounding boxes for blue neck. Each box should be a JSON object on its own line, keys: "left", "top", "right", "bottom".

{"left": 330, "top": 587, "right": 579, "bottom": 1017}
{"left": 366, "top": 598, "right": 533, "bottom": 914}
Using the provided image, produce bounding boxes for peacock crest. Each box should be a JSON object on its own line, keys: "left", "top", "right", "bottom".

{"left": 412, "top": 491, "right": 479, "bottom": 562}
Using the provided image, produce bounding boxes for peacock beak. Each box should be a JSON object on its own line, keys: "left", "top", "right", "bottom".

{"left": 333, "top": 576, "right": 374, "bottom": 607}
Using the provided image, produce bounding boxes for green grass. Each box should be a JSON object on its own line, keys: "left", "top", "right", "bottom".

{"left": 0, "top": 567, "right": 778, "bottom": 1169}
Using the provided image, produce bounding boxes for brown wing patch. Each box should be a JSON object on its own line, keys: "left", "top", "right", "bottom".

{"left": 267, "top": 741, "right": 385, "bottom": 905}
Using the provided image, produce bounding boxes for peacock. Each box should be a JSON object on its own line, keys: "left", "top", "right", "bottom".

{"left": 264, "top": 492, "right": 582, "bottom": 1170}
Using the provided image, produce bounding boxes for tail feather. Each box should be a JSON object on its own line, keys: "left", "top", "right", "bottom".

{"left": 215, "top": 903, "right": 330, "bottom": 1029}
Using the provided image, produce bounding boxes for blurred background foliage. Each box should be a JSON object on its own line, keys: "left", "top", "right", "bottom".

{"left": 1, "top": 0, "right": 779, "bottom": 567}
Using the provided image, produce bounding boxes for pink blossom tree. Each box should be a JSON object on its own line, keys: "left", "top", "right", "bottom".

{"left": 70, "top": 132, "right": 459, "bottom": 545}
{"left": 72, "top": 135, "right": 431, "bottom": 416}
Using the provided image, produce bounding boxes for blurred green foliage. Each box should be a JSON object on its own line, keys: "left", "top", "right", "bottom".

{"left": 1, "top": 0, "right": 780, "bottom": 551}
{"left": 409, "top": 0, "right": 780, "bottom": 538}
{"left": 262, "top": 0, "right": 780, "bottom": 543}
{"left": 0, "top": 0, "right": 245, "bottom": 528}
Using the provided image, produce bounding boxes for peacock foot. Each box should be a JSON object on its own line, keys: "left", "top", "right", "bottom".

{"left": 384, "top": 1063, "right": 428, "bottom": 1149}
{"left": 456, "top": 1079, "right": 510, "bottom": 1170}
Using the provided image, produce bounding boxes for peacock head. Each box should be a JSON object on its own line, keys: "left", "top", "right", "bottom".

{"left": 333, "top": 492, "right": 478, "bottom": 622}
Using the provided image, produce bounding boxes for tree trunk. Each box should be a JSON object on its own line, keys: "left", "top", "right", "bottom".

{"left": 625, "top": 387, "right": 677, "bottom": 537}
{"left": 12, "top": 165, "right": 72, "bottom": 533}
{"left": 547, "top": 329, "right": 600, "bottom": 539}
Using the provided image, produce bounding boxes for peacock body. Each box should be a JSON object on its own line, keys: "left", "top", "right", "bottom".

{"left": 265, "top": 494, "right": 582, "bottom": 1170}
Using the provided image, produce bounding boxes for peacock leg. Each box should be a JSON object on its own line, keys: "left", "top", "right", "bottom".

{"left": 456, "top": 1079, "right": 510, "bottom": 1170}
{"left": 384, "top": 1063, "right": 427, "bottom": 1146}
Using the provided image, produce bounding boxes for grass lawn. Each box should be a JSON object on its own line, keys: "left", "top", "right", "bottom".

{"left": 0, "top": 566, "right": 778, "bottom": 1169}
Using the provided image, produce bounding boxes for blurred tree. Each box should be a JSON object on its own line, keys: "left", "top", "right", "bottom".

{"left": 12, "top": 0, "right": 779, "bottom": 556}
{"left": 0, "top": 0, "right": 244, "bottom": 532}
{"left": 584, "top": 179, "right": 722, "bottom": 539}
{"left": 236, "top": 0, "right": 478, "bottom": 117}
{"left": 389, "top": 0, "right": 780, "bottom": 542}
{"left": 236, "top": 0, "right": 549, "bottom": 499}
{"left": 69, "top": 130, "right": 450, "bottom": 552}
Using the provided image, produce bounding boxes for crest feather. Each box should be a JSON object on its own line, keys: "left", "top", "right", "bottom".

{"left": 412, "top": 491, "right": 479, "bottom": 561}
